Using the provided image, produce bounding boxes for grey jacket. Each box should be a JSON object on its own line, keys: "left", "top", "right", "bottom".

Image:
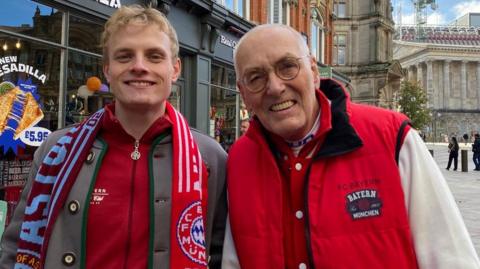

{"left": 0, "top": 127, "right": 227, "bottom": 269}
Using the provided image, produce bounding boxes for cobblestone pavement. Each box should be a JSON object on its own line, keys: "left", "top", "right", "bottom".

{"left": 426, "top": 143, "right": 480, "bottom": 255}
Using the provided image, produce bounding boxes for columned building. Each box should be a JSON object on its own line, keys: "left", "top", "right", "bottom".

{"left": 394, "top": 25, "right": 480, "bottom": 141}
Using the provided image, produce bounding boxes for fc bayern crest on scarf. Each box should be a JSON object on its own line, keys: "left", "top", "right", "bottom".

{"left": 345, "top": 189, "right": 383, "bottom": 220}
{"left": 176, "top": 201, "right": 207, "bottom": 265}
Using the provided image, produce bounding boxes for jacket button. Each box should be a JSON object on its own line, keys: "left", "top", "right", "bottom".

{"left": 86, "top": 151, "right": 95, "bottom": 164}
{"left": 295, "top": 210, "right": 304, "bottom": 219}
{"left": 62, "top": 252, "right": 76, "bottom": 266}
{"left": 68, "top": 200, "right": 80, "bottom": 214}
{"left": 299, "top": 263, "right": 307, "bottom": 269}
{"left": 295, "top": 163, "right": 302, "bottom": 171}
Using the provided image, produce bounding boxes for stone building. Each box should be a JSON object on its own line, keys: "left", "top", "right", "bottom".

{"left": 394, "top": 25, "right": 480, "bottom": 141}
{"left": 331, "top": 0, "right": 403, "bottom": 108}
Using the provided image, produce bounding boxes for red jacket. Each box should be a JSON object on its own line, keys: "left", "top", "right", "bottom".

{"left": 227, "top": 79, "right": 418, "bottom": 269}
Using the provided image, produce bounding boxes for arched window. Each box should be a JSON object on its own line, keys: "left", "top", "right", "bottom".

{"left": 310, "top": 9, "right": 325, "bottom": 63}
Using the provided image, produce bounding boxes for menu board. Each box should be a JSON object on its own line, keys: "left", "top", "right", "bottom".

{"left": 0, "top": 160, "right": 32, "bottom": 187}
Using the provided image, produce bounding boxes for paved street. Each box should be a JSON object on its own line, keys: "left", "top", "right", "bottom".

{"left": 426, "top": 143, "right": 480, "bottom": 255}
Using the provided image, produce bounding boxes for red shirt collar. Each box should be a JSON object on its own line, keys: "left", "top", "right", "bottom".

{"left": 101, "top": 103, "right": 172, "bottom": 143}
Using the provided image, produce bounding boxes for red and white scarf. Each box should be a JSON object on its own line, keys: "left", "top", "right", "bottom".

{"left": 15, "top": 102, "right": 208, "bottom": 269}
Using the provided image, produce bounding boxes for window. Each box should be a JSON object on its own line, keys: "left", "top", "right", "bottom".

{"left": 334, "top": 1, "right": 346, "bottom": 18}
{"left": 311, "top": 9, "right": 325, "bottom": 63}
{"left": 218, "top": 0, "right": 249, "bottom": 19}
{"left": 0, "top": 0, "right": 111, "bottom": 221}
{"left": 268, "top": 0, "right": 282, "bottom": 23}
{"left": 210, "top": 64, "right": 239, "bottom": 151}
{"left": 333, "top": 34, "right": 346, "bottom": 65}
{"left": 69, "top": 15, "right": 103, "bottom": 55}
{"left": 67, "top": 52, "right": 105, "bottom": 125}
{"left": 0, "top": 1, "right": 61, "bottom": 43}
{"left": 282, "top": 1, "right": 290, "bottom": 25}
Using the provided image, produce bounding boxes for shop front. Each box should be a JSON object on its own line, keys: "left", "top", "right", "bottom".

{"left": 0, "top": 0, "right": 252, "bottom": 231}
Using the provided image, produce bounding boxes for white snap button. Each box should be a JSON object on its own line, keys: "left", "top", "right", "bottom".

{"left": 68, "top": 200, "right": 80, "bottom": 214}
{"left": 295, "top": 210, "right": 304, "bottom": 219}
{"left": 295, "top": 163, "right": 302, "bottom": 171}
{"left": 86, "top": 151, "right": 95, "bottom": 164}
{"left": 299, "top": 262, "right": 307, "bottom": 269}
{"left": 62, "top": 253, "right": 76, "bottom": 266}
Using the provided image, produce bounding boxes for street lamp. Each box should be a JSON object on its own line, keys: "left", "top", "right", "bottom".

{"left": 433, "top": 111, "right": 441, "bottom": 143}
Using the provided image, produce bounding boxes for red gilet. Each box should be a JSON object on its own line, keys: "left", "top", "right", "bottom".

{"left": 227, "top": 79, "right": 417, "bottom": 269}
{"left": 86, "top": 104, "right": 171, "bottom": 269}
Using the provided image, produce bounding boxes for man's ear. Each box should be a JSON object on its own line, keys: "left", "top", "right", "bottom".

{"left": 310, "top": 56, "right": 320, "bottom": 88}
{"left": 171, "top": 58, "right": 181, "bottom": 82}
{"left": 237, "top": 80, "right": 249, "bottom": 104}
{"left": 237, "top": 81, "right": 250, "bottom": 110}
{"left": 103, "top": 64, "right": 111, "bottom": 84}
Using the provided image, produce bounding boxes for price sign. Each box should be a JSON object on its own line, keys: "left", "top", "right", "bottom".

{"left": 19, "top": 127, "right": 51, "bottom": 147}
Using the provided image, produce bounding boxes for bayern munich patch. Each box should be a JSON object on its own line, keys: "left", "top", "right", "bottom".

{"left": 346, "top": 189, "right": 383, "bottom": 220}
{"left": 176, "top": 201, "right": 207, "bottom": 265}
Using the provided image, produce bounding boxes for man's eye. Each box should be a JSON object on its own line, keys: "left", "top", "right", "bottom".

{"left": 278, "top": 59, "right": 297, "bottom": 69}
{"left": 247, "top": 73, "right": 264, "bottom": 83}
{"left": 148, "top": 53, "right": 165, "bottom": 62}
{"left": 114, "top": 54, "right": 131, "bottom": 62}
{"left": 277, "top": 59, "right": 298, "bottom": 76}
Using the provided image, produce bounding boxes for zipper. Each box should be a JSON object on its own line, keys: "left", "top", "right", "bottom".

{"left": 304, "top": 164, "right": 315, "bottom": 269}
{"left": 124, "top": 140, "right": 140, "bottom": 269}
{"left": 131, "top": 139, "right": 141, "bottom": 160}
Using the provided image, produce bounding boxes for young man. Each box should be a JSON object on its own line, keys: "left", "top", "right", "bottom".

{"left": 0, "top": 5, "right": 227, "bottom": 269}
{"left": 222, "top": 24, "right": 480, "bottom": 269}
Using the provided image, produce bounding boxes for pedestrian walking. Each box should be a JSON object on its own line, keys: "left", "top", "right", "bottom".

{"left": 446, "top": 136, "right": 459, "bottom": 171}
{"left": 472, "top": 134, "right": 480, "bottom": 171}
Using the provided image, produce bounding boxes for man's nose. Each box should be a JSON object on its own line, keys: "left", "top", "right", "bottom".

{"left": 265, "top": 72, "right": 285, "bottom": 95}
{"left": 130, "top": 56, "right": 148, "bottom": 73}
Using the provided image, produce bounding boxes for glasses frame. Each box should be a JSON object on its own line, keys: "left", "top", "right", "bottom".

{"left": 241, "top": 55, "right": 309, "bottom": 94}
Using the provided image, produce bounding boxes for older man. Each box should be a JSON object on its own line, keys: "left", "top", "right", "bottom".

{"left": 0, "top": 5, "right": 227, "bottom": 269}
{"left": 222, "top": 24, "right": 480, "bottom": 269}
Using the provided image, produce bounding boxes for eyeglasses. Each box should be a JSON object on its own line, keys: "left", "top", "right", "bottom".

{"left": 241, "top": 55, "right": 309, "bottom": 93}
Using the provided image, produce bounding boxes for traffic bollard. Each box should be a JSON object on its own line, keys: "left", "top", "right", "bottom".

{"left": 461, "top": 149, "right": 468, "bottom": 172}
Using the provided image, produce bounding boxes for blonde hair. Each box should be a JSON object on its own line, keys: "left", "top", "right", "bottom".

{"left": 101, "top": 5, "right": 179, "bottom": 61}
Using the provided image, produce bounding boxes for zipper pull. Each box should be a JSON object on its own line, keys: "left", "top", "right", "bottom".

{"left": 131, "top": 140, "right": 141, "bottom": 160}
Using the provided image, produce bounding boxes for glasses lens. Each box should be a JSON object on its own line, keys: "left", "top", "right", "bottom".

{"left": 243, "top": 71, "right": 267, "bottom": 93}
{"left": 276, "top": 58, "right": 300, "bottom": 80}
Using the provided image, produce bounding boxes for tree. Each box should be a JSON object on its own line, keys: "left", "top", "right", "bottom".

{"left": 397, "top": 81, "right": 431, "bottom": 129}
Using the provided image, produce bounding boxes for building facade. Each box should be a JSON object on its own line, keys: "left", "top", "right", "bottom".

{"left": 331, "top": 0, "right": 403, "bottom": 108}
{"left": 451, "top": 12, "right": 480, "bottom": 27}
{"left": 0, "top": 0, "right": 253, "bottom": 226}
{"left": 394, "top": 25, "right": 480, "bottom": 142}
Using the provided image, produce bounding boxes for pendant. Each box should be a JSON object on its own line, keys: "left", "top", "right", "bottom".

{"left": 131, "top": 140, "right": 141, "bottom": 160}
{"left": 131, "top": 150, "right": 141, "bottom": 160}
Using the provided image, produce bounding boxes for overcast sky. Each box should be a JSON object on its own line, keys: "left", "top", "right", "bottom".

{"left": 393, "top": 0, "right": 480, "bottom": 25}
